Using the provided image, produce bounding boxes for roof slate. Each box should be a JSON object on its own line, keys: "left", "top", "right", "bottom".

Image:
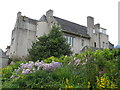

{"left": 54, "top": 16, "right": 90, "bottom": 38}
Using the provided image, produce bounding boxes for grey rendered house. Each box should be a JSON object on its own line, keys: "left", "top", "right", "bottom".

{"left": 6, "top": 10, "right": 114, "bottom": 58}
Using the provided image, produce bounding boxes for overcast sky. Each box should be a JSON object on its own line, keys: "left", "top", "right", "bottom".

{"left": 0, "top": 0, "right": 119, "bottom": 51}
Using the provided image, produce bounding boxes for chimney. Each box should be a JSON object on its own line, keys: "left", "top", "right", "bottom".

{"left": 17, "top": 11, "right": 21, "bottom": 18}
{"left": 46, "top": 9, "right": 53, "bottom": 19}
{"left": 87, "top": 16, "right": 94, "bottom": 37}
{"left": 46, "top": 9, "right": 54, "bottom": 28}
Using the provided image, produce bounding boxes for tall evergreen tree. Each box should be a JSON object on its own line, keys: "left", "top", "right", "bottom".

{"left": 28, "top": 25, "right": 72, "bottom": 61}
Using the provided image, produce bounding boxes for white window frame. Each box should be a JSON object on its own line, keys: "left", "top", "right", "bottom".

{"left": 64, "top": 35, "right": 74, "bottom": 47}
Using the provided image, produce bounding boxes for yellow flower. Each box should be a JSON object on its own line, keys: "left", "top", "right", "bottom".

{"left": 87, "top": 82, "right": 91, "bottom": 88}
{"left": 21, "top": 75, "right": 24, "bottom": 79}
{"left": 68, "top": 85, "right": 73, "bottom": 88}
{"left": 99, "top": 85, "right": 105, "bottom": 88}
{"left": 66, "top": 78, "right": 69, "bottom": 84}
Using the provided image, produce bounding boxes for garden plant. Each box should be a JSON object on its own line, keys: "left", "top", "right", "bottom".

{"left": 1, "top": 49, "right": 120, "bottom": 88}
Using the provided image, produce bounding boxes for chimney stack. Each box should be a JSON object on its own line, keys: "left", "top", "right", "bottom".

{"left": 17, "top": 11, "right": 21, "bottom": 18}
{"left": 46, "top": 9, "right": 54, "bottom": 29}
{"left": 46, "top": 9, "right": 53, "bottom": 19}
{"left": 87, "top": 16, "right": 94, "bottom": 37}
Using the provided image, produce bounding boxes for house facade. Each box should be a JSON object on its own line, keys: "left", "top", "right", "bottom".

{"left": 6, "top": 10, "right": 114, "bottom": 58}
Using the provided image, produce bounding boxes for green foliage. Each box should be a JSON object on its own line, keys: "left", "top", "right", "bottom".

{"left": 43, "top": 56, "right": 60, "bottom": 63}
{"left": 28, "top": 25, "right": 72, "bottom": 61}
{"left": 2, "top": 49, "right": 120, "bottom": 88}
{"left": 1, "top": 61, "right": 27, "bottom": 82}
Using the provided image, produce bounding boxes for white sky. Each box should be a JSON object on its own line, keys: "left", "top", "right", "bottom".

{"left": 0, "top": 0, "right": 119, "bottom": 51}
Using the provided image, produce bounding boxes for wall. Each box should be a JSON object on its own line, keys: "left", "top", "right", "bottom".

{"left": 9, "top": 15, "right": 37, "bottom": 58}
{"left": 36, "top": 21, "right": 49, "bottom": 37}
{"left": 64, "top": 33, "right": 90, "bottom": 54}
{"left": 93, "top": 32, "right": 109, "bottom": 48}
{"left": 99, "top": 33, "right": 109, "bottom": 48}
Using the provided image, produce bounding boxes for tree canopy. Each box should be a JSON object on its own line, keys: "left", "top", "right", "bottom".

{"left": 28, "top": 25, "right": 72, "bottom": 61}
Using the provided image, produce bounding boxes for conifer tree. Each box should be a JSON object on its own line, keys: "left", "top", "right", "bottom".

{"left": 28, "top": 25, "right": 72, "bottom": 61}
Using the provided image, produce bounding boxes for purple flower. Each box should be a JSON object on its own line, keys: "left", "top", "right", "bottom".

{"left": 82, "top": 62, "right": 86, "bottom": 65}
{"left": 22, "top": 69, "right": 30, "bottom": 74}
{"left": 99, "top": 71, "right": 104, "bottom": 74}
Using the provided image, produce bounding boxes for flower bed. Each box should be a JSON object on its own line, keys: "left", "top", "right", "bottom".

{"left": 1, "top": 49, "right": 120, "bottom": 88}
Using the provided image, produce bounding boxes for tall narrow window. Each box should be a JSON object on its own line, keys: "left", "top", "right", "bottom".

{"left": 103, "top": 42, "right": 105, "bottom": 48}
{"left": 93, "top": 29, "right": 96, "bottom": 33}
{"left": 94, "top": 42, "right": 96, "bottom": 47}
{"left": 64, "top": 36, "right": 74, "bottom": 47}
{"left": 81, "top": 39, "right": 84, "bottom": 46}
{"left": 106, "top": 43, "right": 108, "bottom": 48}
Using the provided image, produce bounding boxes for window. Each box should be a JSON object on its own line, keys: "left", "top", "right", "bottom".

{"left": 103, "top": 42, "right": 105, "bottom": 48}
{"left": 94, "top": 42, "right": 96, "bottom": 47}
{"left": 64, "top": 36, "right": 74, "bottom": 47}
{"left": 81, "top": 39, "right": 84, "bottom": 46}
{"left": 11, "top": 38, "right": 14, "bottom": 45}
{"left": 93, "top": 29, "right": 96, "bottom": 33}
{"left": 106, "top": 43, "right": 108, "bottom": 48}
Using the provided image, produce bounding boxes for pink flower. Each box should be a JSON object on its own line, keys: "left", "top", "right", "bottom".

{"left": 82, "top": 62, "right": 86, "bottom": 65}
{"left": 99, "top": 71, "right": 104, "bottom": 74}
{"left": 68, "top": 62, "right": 71, "bottom": 65}
{"left": 74, "top": 57, "right": 76, "bottom": 60}
{"left": 74, "top": 59, "right": 81, "bottom": 65}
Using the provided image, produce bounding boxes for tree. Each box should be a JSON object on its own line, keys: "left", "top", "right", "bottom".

{"left": 28, "top": 25, "right": 72, "bottom": 61}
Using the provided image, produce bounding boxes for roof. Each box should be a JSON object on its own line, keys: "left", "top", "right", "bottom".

{"left": 109, "top": 42, "right": 114, "bottom": 49}
{"left": 0, "top": 49, "right": 8, "bottom": 58}
{"left": 80, "top": 46, "right": 103, "bottom": 53}
{"left": 54, "top": 16, "right": 90, "bottom": 38}
{"left": 39, "top": 15, "right": 47, "bottom": 22}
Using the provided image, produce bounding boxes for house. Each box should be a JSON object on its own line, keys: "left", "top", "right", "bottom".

{"left": 0, "top": 49, "right": 9, "bottom": 68}
{"left": 6, "top": 10, "right": 114, "bottom": 58}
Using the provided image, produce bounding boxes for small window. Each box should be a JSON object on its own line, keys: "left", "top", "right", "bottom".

{"left": 106, "top": 43, "right": 108, "bottom": 48}
{"left": 81, "top": 39, "right": 84, "bottom": 46}
{"left": 11, "top": 38, "right": 14, "bottom": 45}
{"left": 103, "top": 42, "right": 105, "bottom": 48}
{"left": 94, "top": 42, "right": 96, "bottom": 47}
{"left": 93, "top": 29, "right": 96, "bottom": 33}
